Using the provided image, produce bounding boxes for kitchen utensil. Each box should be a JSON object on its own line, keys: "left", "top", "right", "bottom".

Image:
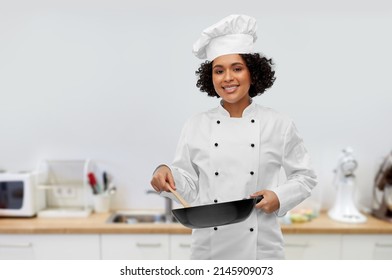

{"left": 167, "top": 185, "right": 190, "bottom": 208}
{"left": 328, "top": 147, "right": 367, "bottom": 223}
{"left": 372, "top": 151, "right": 392, "bottom": 222}
{"left": 103, "top": 172, "right": 108, "bottom": 192}
{"left": 108, "top": 185, "right": 117, "bottom": 195}
{"left": 87, "top": 172, "right": 99, "bottom": 194}
{"left": 171, "top": 195, "right": 263, "bottom": 229}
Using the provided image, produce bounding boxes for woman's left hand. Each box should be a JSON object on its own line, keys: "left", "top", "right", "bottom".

{"left": 250, "top": 190, "right": 280, "bottom": 214}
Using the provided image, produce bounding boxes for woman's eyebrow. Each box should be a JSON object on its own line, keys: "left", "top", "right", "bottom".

{"left": 213, "top": 62, "right": 245, "bottom": 69}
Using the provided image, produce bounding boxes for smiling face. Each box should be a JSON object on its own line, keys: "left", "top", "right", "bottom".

{"left": 212, "top": 54, "right": 252, "bottom": 112}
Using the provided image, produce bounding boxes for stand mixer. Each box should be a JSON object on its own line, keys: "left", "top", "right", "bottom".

{"left": 372, "top": 151, "right": 392, "bottom": 222}
{"left": 328, "top": 147, "right": 367, "bottom": 223}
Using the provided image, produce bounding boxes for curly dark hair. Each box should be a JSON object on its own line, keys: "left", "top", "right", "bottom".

{"left": 195, "top": 53, "right": 276, "bottom": 98}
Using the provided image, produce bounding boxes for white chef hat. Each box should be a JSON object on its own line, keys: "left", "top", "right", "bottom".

{"left": 193, "top": 14, "right": 257, "bottom": 61}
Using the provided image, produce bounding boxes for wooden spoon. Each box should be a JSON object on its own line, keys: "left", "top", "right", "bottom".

{"left": 167, "top": 185, "right": 190, "bottom": 208}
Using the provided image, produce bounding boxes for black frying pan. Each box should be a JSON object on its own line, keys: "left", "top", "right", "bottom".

{"left": 171, "top": 196, "right": 263, "bottom": 229}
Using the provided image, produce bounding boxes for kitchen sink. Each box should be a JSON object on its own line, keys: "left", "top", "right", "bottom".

{"left": 106, "top": 211, "right": 178, "bottom": 224}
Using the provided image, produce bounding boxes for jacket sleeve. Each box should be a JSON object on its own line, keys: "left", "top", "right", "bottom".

{"left": 160, "top": 119, "right": 200, "bottom": 205}
{"left": 273, "top": 121, "right": 318, "bottom": 217}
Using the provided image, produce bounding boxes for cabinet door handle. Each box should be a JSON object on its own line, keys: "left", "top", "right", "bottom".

{"left": 179, "top": 243, "right": 191, "bottom": 248}
{"left": 285, "top": 243, "right": 309, "bottom": 248}
{"left": 0, "top": 242, "right": 32, "bottom": 248}
{"left": 136, "top": 243, "right": 162, "bottom": 248}
{"left": 375, "top": 243, "right": 392, "bottom": 248}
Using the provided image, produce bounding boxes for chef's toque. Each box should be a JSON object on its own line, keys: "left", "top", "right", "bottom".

{"left": 192, "top": 14, "right": 257, "bottom": 61}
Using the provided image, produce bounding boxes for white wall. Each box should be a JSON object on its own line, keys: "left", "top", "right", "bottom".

{"left": 1, "top": 0, "right": 391, "bottom": 212}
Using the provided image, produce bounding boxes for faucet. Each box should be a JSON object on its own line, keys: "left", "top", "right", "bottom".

{"left": 146, "top": 190, "right": 173, "bottom": 223}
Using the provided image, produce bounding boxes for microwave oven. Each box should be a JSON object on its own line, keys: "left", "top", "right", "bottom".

{"left": 0, "top": 172, "right": 45, "bottom": 217}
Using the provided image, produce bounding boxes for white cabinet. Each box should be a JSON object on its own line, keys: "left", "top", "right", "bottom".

{"left": 101, "top": 234, "right": 170, "bottom": 260}
{"left": 284, "top": 233, "right": 392, "bottom": 260}
{"left": 284, "top": 234, "right": 341, "bottom": 260}
{"left": 3, "top": 232, "right": 391, "bottom": 260}
{"left": 0, "top": 234, "right": 100, "bottom": 260}
{"left": 32, "top": 234, "right": 100, "bottom": 259}
{"left": 170, "top": 234, "right": 192, "bottom": 260}
{"left": 342, "top": 234, "right": 392, "bottom": 260}
{"left": 1, "top": 233, "right": 190, "bottom": 260}
{"left": 0, "top": 234, "right": 34, "bottom": 260}
{"left": 100, "top": 234, "right": 192, "bottom": 260}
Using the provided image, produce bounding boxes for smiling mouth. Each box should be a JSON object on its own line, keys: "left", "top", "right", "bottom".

{"left": 223, "top": 85, "right": 239, "bottom": 93}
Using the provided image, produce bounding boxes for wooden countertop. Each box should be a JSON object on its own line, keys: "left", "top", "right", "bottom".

{"left": 281, "top": 212, "right": 392, "bottom": 234}
{"left": 1, "top": 212, "right": 392, "bottom": 235}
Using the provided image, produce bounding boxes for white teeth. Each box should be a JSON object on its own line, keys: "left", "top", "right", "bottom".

{"left": 224, "top": 86, "right": 238, "bottom": 92}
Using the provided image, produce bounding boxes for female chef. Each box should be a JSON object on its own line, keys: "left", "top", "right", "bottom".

{"left": 150, "top": 14, "right": 317, "bottom": 259}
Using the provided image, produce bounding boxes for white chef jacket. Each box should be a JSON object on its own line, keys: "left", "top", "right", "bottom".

{"left": 165, "top": 100, "right": 317, "bottom": 260}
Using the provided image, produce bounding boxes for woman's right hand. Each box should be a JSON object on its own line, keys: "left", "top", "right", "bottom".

{"left": 150, "top": 165, "right": 176, "bottom": 192}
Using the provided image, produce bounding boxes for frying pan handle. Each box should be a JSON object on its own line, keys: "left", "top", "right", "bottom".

{"left": 254, "top": 195, "right": 264, "bottom": 203}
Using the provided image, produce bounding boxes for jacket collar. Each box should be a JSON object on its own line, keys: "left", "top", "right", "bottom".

{"left": 217, "top": 98, "right": 255, "bottom": 118}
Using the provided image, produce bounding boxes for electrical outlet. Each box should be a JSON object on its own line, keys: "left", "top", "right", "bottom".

{"left": 54, "top": 187, "right": 76, "bottom": 198}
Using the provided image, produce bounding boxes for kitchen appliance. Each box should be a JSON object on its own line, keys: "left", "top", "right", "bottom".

{"left": 0, "top": 171, "right": 45, "bottom": 217}
{"left": 168, "top": 185, "right": 263, "bottom": 229}
{"left": 372, "top": 151, "right": 392, "bottom": 222}
{"left": 328, "top": 147, "right": 367, "bottom": 223}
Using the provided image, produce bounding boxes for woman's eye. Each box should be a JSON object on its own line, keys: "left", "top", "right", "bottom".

{"left": 233, "top": 67, "right": 242, "bottom": 72}
{"left": 214, "top": 69, "right": 224, "bottom": 74}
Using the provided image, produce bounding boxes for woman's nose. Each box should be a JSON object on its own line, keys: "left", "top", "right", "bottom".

{"left": 224, "top": 70, "right": 233, "bottom": 81}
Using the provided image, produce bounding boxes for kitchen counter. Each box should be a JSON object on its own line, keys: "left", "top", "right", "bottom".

{"left": 1, "top": 212, "right": 392, "bottom": 235}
